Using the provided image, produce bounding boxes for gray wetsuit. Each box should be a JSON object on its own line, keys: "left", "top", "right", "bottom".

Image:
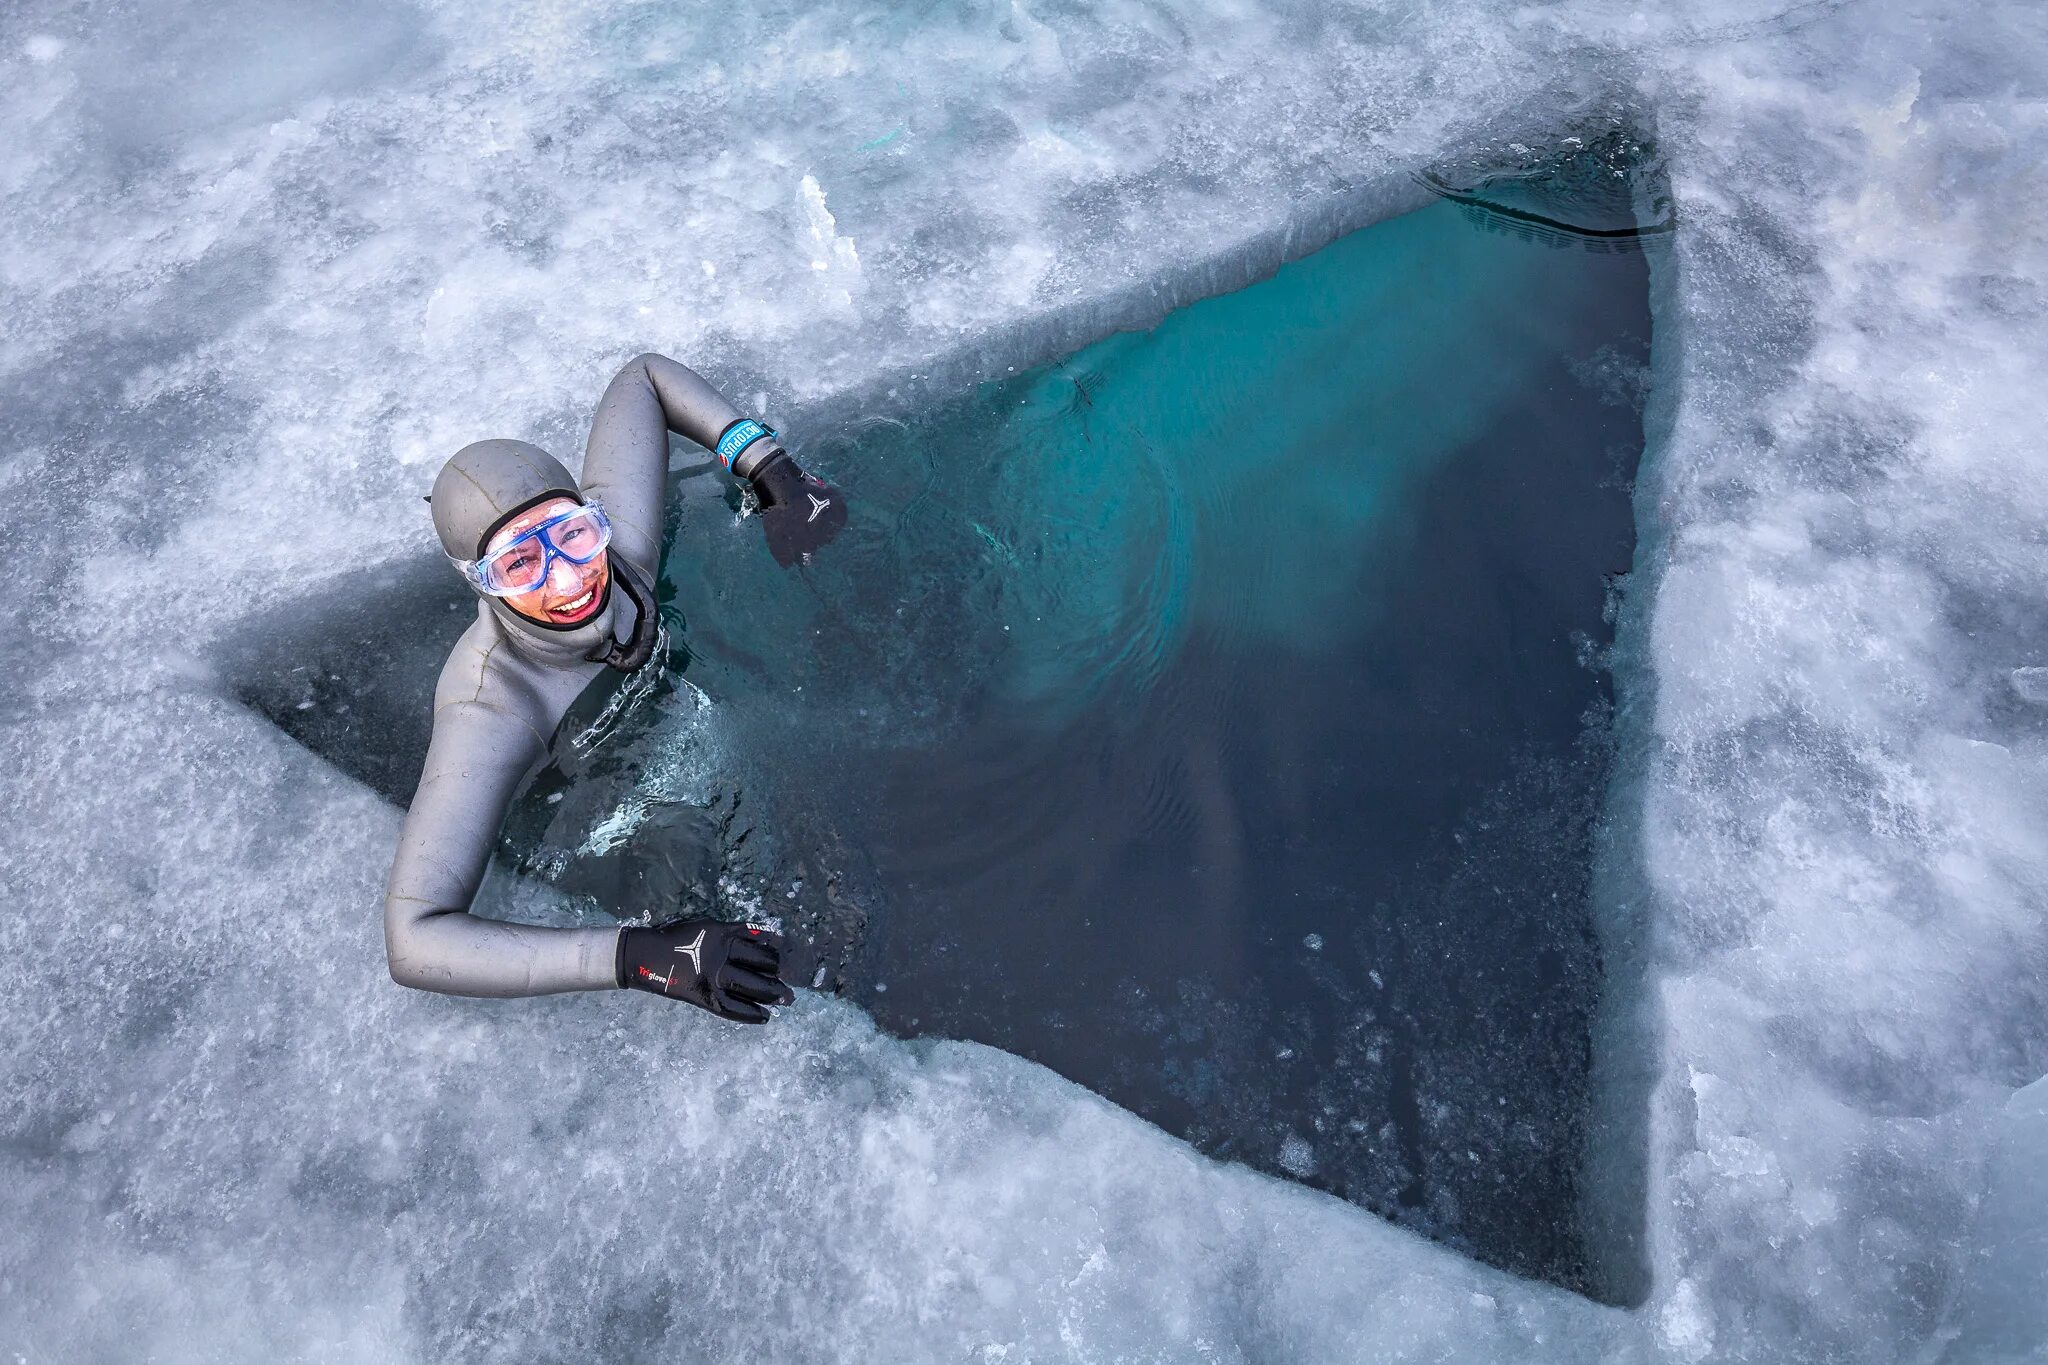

{"left": 384, "top": 354, "right": 783, "bottom": 998}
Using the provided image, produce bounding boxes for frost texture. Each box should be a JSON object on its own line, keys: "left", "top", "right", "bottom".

{"left": 2, "top": 0, "right": 2046, "bottom": 1360}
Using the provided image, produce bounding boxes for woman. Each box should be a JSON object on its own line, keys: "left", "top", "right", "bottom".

{"left": 383, "top": 353, "right": 845, "bottom": 1022}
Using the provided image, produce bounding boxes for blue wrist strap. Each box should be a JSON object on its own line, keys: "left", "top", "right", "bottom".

{"left": 714, "top": 418, "right": 775, "bottom": 469}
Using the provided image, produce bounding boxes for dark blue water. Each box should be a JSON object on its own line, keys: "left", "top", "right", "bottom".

{"left": 486, "top": 195, "right": 1652, "bottom": 1292}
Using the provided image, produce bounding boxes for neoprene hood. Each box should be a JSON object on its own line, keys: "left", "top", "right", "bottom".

{"left": 429, "top": 438, "right": 622, "bottom": 664}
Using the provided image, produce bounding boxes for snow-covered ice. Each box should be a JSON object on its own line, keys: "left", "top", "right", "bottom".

{"left": 2, "top": 0, "right": 2045, "bottom": 1359}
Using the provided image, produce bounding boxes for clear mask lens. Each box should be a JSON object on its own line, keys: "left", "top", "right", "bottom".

{"left": 470, "top": 503, "right": 612, "bottom": 596}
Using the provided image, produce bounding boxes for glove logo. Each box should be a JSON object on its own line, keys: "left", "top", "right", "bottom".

{"left": 806, "top": 493, "right": 831, "bottom": 524}
{"left": 673, "top": 929, "right": 706, "bottom": 976}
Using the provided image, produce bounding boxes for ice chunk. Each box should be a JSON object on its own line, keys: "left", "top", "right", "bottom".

{"left": 1940, "top": 1079, "right": 2048, "bottom": 1362}
{"left": 2009, "top": 667, "right": 2048, "bottom": 705}
{"left": 1279, "top": 1134, "right": 1318, "bottom": 1178}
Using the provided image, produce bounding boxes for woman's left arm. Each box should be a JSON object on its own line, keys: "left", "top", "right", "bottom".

{"left": 581, "top": 352, "right": 845, "bottom": 573}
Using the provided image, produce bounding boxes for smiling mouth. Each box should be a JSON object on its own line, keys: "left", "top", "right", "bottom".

{"left": 545, "top": 586, "right": 602, "bottom": 623}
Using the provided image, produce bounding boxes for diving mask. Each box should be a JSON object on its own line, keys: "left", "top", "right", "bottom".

{"left": 451, "top": 502, "right": 613, "bottom": 597}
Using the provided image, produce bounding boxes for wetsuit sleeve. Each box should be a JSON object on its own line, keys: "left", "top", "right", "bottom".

{"left": 581, "top": 353, "right": 775, "bottom": 573}
{"left": 383, "top": 696, "right": 619, "bottom": 998}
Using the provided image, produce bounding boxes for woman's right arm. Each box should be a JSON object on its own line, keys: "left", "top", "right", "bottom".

{"left": 383, "top": 696, "right": 620, "bottom": 998}
{"left": 383, "top": 689, "right": 797, "bottom": 1017}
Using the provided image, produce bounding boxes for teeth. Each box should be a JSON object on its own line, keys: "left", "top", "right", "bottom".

{"left": 555, "top": 589, "right": 594, "bottom": 614}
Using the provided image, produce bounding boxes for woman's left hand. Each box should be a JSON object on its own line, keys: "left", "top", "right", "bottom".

{"left": 749, "top": 451, "right": 848, "bottom": 568}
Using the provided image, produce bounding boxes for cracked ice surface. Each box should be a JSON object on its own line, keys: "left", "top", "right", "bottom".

{"left": 2, "top": 0, "right": 2046, "bottom": 1359}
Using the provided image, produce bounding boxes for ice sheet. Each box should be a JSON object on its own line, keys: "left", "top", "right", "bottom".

{"left": 1614, "top": 4, "right": 2048, "bottom": 1357}
{"left": 3, "top": 0, "right": 2046, "bottom": 1358}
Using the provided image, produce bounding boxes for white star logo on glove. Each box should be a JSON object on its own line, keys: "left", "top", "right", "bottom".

{"left": 673, "top": 929, "right": 706, "bottom": 975}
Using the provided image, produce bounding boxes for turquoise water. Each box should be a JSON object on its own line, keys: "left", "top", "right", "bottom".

{"left": 490, "top": 195, "right": 1651, "bottom": 1290}
{"left": 664, "top": 200, "right": 1581, "bottom": 723}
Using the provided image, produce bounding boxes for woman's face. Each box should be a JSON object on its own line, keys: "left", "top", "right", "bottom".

{"left": 486, "top": 495, "right": 611, "bottom": 627}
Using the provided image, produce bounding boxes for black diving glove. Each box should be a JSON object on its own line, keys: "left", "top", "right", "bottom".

{"left": 617, "top": 919, "right": 795, "bottom": 1024}
{"left": 748, "top": 449, "right": 848, "bottom": 568}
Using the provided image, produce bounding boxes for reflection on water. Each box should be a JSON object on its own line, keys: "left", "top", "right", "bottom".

{"left": 497, "top": 192, "right": 1652, "bottom": 1293}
